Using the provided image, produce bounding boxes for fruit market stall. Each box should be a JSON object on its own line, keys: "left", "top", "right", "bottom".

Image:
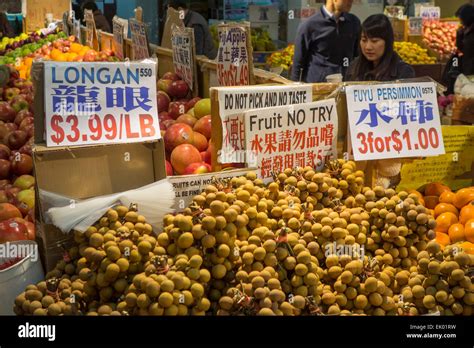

{"left": 1, "top": 12, "right": 474, "bottom": 320}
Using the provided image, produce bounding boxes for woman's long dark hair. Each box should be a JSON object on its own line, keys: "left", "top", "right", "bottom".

{"left": 352, "top": 14, "right": 399, "bottom": 81}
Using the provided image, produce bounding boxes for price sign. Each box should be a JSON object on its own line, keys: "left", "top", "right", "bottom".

{"left": 420, "top": 6, "right": 440, "bottom": 20}
{"left": 217, "top": 24, "right": 252, "bottom": 86}
{"left": 245, "top": 99, "right": 338, "bottom": 181}
{"left": 346, "top": 82, "right": 445, "bottom": 161}
{"left": 44, "top": 61, "right": 160, "bottom": 147}
{"left": 112, "top": 16, "right": 128, "bottom": 61}
{"left": 84, "top": 9, "right": 99, "bottom": 51}
{"left": 129, "top": 18, "right": 150, "bottom": 60}
{"left": 409, "top": 17, "right": 423, "bottom": 36}
{"left": 171, "top": 25, "right": 197, "bottom": 93}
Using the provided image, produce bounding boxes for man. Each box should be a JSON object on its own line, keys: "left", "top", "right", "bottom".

{"left": 169, "top": 0, "right": 217, "bottom": 59}
{"left": 291, "top": 0, "right": 361, "bottom": 82}
{"left": 82, "top": 1, "right": 111, "bottom": 33}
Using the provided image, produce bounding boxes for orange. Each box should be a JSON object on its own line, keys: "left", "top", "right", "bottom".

{"left": 67, "top": 52, "right": 78, "bottom": 62}
{"left": 439, "top": 191, "right": 455, "bottom": 204}
{"left": 465, "top": 219, "right": 474, "bottom": 243}
{"left": 447, "top": 223, "right": 465, "bottom": 243}
{"left": 453, "top": 188, "right": 474, "bottom": 209}
{"left": 435, "top": 231, "right": 450, "bottom": 247}
{"left": 433, "top": 203, "right": 459, "bottom": 218}
{"left": 55, "top": 53, "right": 68, "bottom": 62}
{"left": 435, "top": 212, "right": 458, "bottom": 233}
{"left": 459, "top": 202, "right": 474, "bottom": 225}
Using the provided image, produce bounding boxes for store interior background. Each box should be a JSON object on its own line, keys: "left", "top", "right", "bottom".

{"left": 1, "top": 0, "right": 474, "bottom": 47}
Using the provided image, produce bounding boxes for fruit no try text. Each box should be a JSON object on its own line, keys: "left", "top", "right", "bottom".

{"left": 248, "top": 105, "right": 334, "bottom": 131}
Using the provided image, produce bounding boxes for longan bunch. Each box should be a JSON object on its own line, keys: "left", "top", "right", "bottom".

{"left": 115, "top": 253, "right": 211, "bottom": 316}
{"left": 397, "top": 241, "right": 474, "bottom": 316}
{"left": 324, "top": 159, "right": 365, "bottom": 197}
{"left": 14, "top": 278, "right": 88, "bottom": 316}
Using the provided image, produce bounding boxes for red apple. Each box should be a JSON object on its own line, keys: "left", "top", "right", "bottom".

{"left": 165, "top": 160, "right": 173, "bottom": 176}
{"left": 5, "top": 130, "right": 28, "bottom": 150}
{"left": 176, "top": 114, "right": 197, "bottom": 127}
{"left": 5, "top": 186, "right": 20, "bottom": 203}
{"left": 0, "top": 101, "right": 16, "bottom": 122}
{"left": 0, "top": 190, "right": 7, "bottom": 203}
{"left": 14, "top": 109, "right": 33, "bottom": 126}
{"left": 157, "top": 79, "right": 173, "bottom": 94}
{"left": 158, "top": 111, "right": 173, "bottom": 130}
{"left": 0, "top": 123, "right": 18, "bottom": 141}
{"left": 162, "top": 119, "right": 176, "bottom": 131}
{"left": 0, "top": 203, "right": 22, "bottom": 222}
{"left": 22, "top": 124, "right": 34, "bottom": 138}
{"left": 168, "top": 80, "right": 189, "bottom": 99}
{"left": 0, "top": 217, "right": 28, "bottom": 243}
{"left": 164, "top": 123, "right": 195, "bottom": 152}
{"left": 11, "top": 153, "right": 33, "bottom": 175}
{"left": 0, "top": 159, "right": 11, "bottom": 179}
{"left": 192, "top": 132, "right": 208, "bottom": 152}
{"left": 201, "top": 151, "right": 211, "bottom": 165}
{"left": 170, "top": 144, "right": 202, "bottom": 175}
{"left": 168, "top": 101, "right": 187, "bottom": 119}
{"left": 162, "top": 72, "right": 180, "bottom": 81}
{"left": 0, "top": 144, "right": 11, "bottom": 160}
{"left": 0, "top": 180, "right": 10, "bottom": 190}
{"left": 193, "top": 115, "right": 212, "bottom": 140}
{"left": 83, "top": 49, "right": 98, "bottom": 62}
{"left": 183, "top": 162, "right": 212, "bottom": 175}
{"left": 186, "top": 97, "right": 201, "bottom": 110}
{"left": 157, "top": 91, "right": 171, "bottom": 113}
{"left": 19, "top": 117, "right": 34, "bottom": 131}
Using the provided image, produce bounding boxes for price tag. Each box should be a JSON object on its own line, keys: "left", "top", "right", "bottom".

{"left": 346, "top": 82, "right": 445, "bottom": 161}
{"left": 420, "top": 6, "right": 440, "bottom": 20}
{"left": 217, "top": 23, "right": 251, "bottom": 86}
{"left": 44, "top": 61, "right": 160, "bottom": 147}
{"left": 171, "top": 25, "right": 197, "bottom": 93}
{"left": 129, "top": 18, "right": 150, "bottom": 60}
{"left": 409, "top": 17, "right": 423, "bottom": 36}
{"left": 84, "top": 9, "right": 99, "bottom": 51}
{"left": 112, "top": 16, "right": 128, "bottom": 61}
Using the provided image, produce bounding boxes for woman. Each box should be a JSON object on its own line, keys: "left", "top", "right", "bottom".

{"left": 455, "top": 4, "right": 474, "bottom": 76}
{"left": 345, "top": 14, "right": 414, "bottom": 81}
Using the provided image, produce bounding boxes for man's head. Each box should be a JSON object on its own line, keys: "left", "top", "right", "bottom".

{"left": 168, "top": 0, "right": 188, "bottom": 10}
{"left": 82, "top": 1, "right": 98, "bottom": 12}
{"left": 326, "top": 0, "right": 354, "bottom": 15}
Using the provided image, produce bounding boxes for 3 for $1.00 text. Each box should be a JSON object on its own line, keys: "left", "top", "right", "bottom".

{"left": 357, "top": 127, "right": 440, "bottom": 155}
{"left": 50, "top": 113, "right": 156, "bottom": 145}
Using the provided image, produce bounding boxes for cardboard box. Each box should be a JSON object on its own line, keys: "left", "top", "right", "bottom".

{"left": 34, "top": 140, "right": 167, "bottom": 272}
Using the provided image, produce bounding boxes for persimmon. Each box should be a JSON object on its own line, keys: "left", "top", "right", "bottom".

{"left": 424, "top": 195, "right": 439, "bottom": 210}
{"left": 459, "top": 241, "right": 474, "bottom": 254}
{"left": 435, "top": 212, "right": 458, "bottom": 233}
{"left": 433, "top": 203, "right": 458, "bottom": 218}
{"left": 425, "top": 182, "right": 451, "bottom": 196}
{"left": 435, "top": 231, "right": 450, "bottom": 247}
{"left": 453, "top": 188, "right": 474, "bottom": 209}
{"left": 439, "top": 191, "right": 455, "bottom": 204}
{"left": 448, "top": 223, "right": 465, "bottom": 243}
{"left": 459, "top": 202, "right": 474, "bottom": 225}
{"left": 465, "top": 219, "right": 474, "bottom": 243}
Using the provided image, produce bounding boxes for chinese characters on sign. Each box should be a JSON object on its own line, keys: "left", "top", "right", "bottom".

{"left": 346, "top": 82, "right": 445, "bottom": 161}
{"left": 245, "top": 100, "right": 338, "bottom": 181}
{"left": 217, "top": 25, "right": 250, "bottom": 86}
{"left": 216, "top": 85, "right": 313, "bottom": 163}
{"left": 171, "top": 25, "right": 196, "bottom": 92}
{"left": 112, "top": 17, "right": 128, "bottom": 61}
{"left": 129, "top": 19, "right": 150, "bottom": 60}
{"left": 84, "top": 9, "right": 98, "bottom": 51}
{"left": 44, "top": 61, "right": 160, "bottom": 147}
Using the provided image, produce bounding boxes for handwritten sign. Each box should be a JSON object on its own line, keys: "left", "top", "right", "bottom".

{"left": 112, "top": 17, "right": 127, "bottom": 61}
{"left": 216, "top": 84, "right": 313, "bottom": 163}
{"left": 44, "top": 61, "right": 160, "bottom": 147}
{"left": 171, "top": 25, "right": 196, "bottom": 93}
{"left": 420, "top": 6, "right": 441, "bottom": 20}
{"left": 346, "top": 82, "right": 445, "bottom": 161}
{"left": 245, "top": 100, "right": 338, "bottom": 180}
{"left": 129, "top": 18, "right": 150, "bottom": 60}
{"left": 409, "top": 17, "right": 423, "bottom": 36}
{"left": 217, "top": 24, "right": 251, "bottom": 86}
{"left": 84, "top": 9, "right": 99, "bottom": 51}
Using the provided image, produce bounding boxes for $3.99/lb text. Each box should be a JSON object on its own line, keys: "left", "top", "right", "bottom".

{"left": 49, "top": 113, "right": 157, "bottom": 145}
{"left": 357, "top": 127, "right": 441, "bottom": 155}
